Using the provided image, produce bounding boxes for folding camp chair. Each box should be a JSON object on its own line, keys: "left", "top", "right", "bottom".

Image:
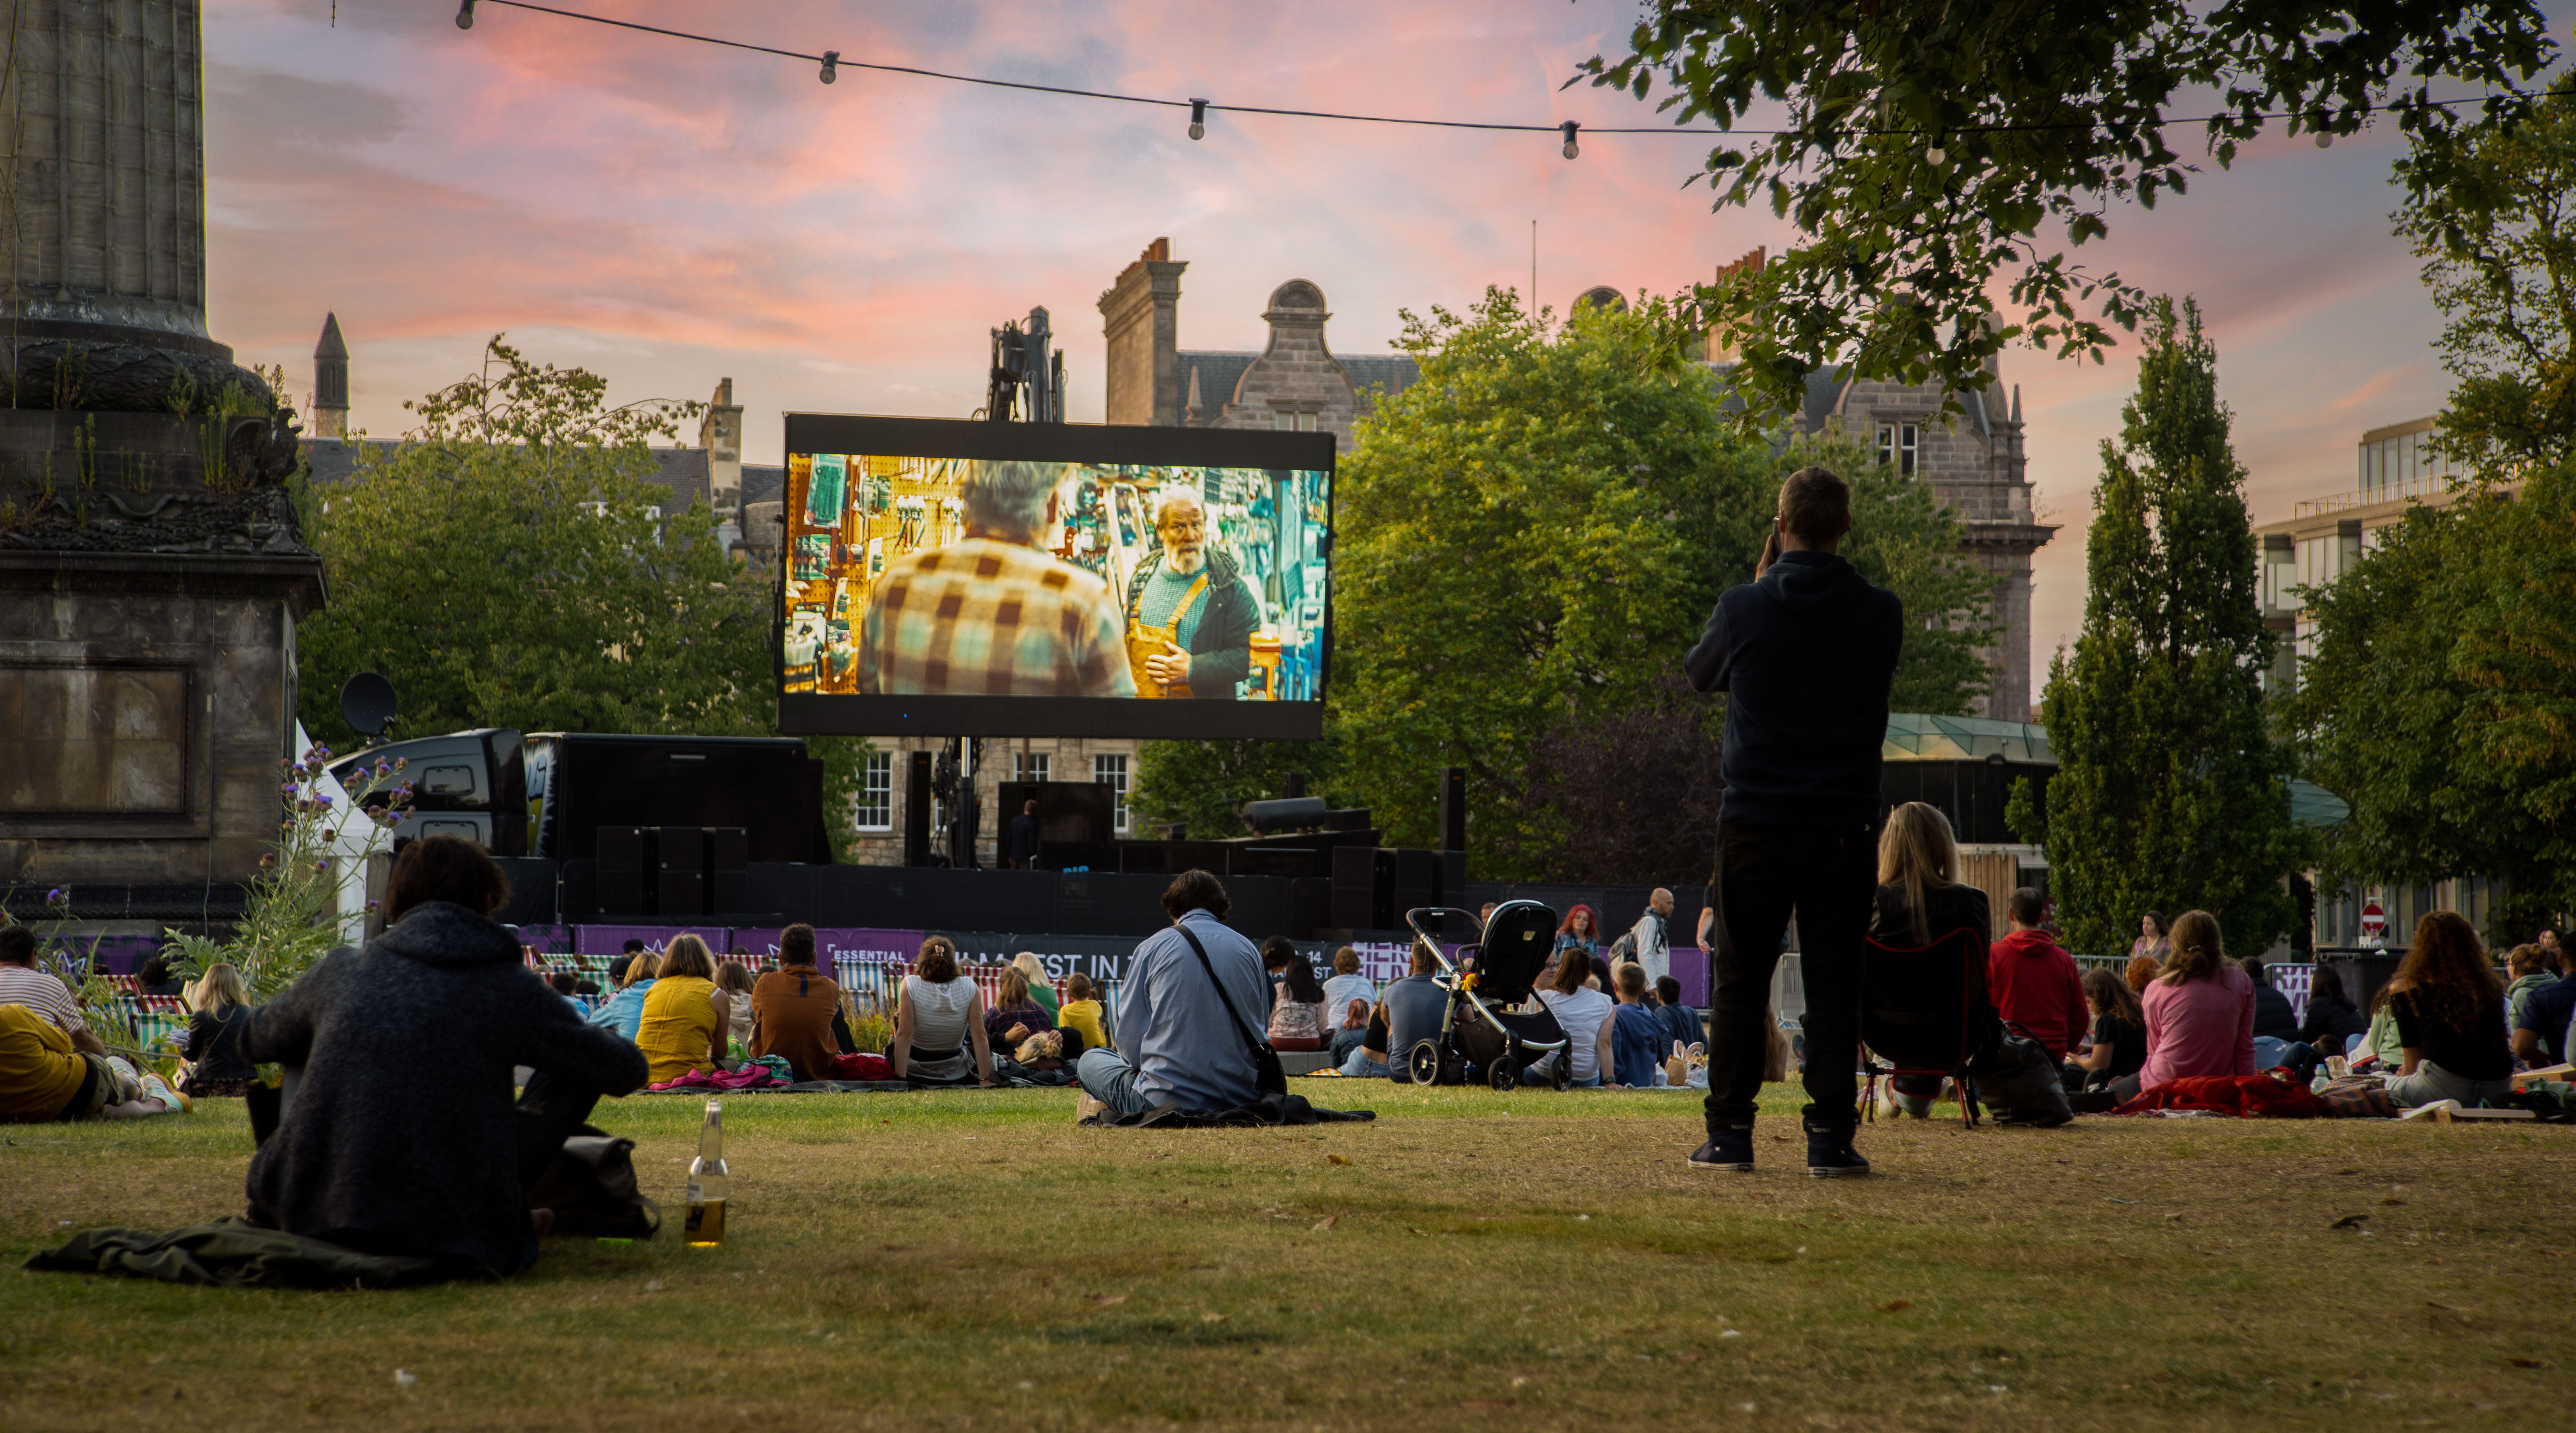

{"left": 1857, "top": 921, "right": 1998, "bottom": 1129}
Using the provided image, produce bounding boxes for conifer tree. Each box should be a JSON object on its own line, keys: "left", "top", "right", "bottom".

{"left": 2022, "top": 298, "right": 2300, "bottom": 956}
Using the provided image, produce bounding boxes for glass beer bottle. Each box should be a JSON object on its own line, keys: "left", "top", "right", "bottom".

{"left": 684, "top": 1098, "right": 728, "bottom": 1247}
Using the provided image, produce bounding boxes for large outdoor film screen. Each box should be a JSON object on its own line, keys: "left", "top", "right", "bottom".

{"left": 776, "top": 415, "right": 1334, "bottom": 739}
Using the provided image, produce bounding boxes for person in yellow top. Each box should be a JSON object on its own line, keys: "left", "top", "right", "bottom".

{"left": 1056, "top": 971, "right": 1110, "bottom": 1054}
{"left": 634, "top": 934, "right": 730, "bottom": 1085}
{"left": 0, "top": 1003, "right": 168, "bottom": 1122}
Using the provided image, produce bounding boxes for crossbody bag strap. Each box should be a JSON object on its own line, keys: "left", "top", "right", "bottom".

{"left": 1174, "top": 923, "right": 1268, "bottom": 1056}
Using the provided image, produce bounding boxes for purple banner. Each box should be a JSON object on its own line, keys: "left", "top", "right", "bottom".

{"left": 1672, "top": 947, "right": 1710, "bottom": 1008}
{"left": 734, "top": 927, "right": 925, "bottom": 966}
{"left": 572, "top": 925, "right": 731, "bottom": 957}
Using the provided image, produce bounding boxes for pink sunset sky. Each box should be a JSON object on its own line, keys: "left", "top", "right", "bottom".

{"left": 202, "top": 2, "right": 2570, "bottom": 707}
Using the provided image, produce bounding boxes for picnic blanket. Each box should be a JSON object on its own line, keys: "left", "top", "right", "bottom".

{"left": 25, "top": 1218, "right": 449, "bottom": 1289}
{"left": 1089, "top": 1092, "right": 1376, "bottom": 1129}
{"left": 2113, "top": 1069, "right": 2320, "bottom": 1119}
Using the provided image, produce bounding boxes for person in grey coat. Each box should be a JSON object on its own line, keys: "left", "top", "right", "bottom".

{"left": 243, "top": 837, "right": 647, "bottom": 1277}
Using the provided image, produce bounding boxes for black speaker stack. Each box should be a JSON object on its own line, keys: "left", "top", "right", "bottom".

{"left": 588, "top": 826, "right": 751, "bottom": 918}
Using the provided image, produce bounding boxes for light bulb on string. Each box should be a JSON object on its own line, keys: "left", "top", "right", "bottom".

{"left": 1560, "top": 120, "right": 1580, "bottom": 160}
{"left": 455, "top": 0, "right": 475, "bottom": 29}
{"left": 1927, "top": 142, "right": 1946, "bottom": 165}
{"left": 819, "top": 51, "right": 838, "bottom": 84}
{"left": 2312, "top": 112, "right": 2332, "bottom": 148}
{"left": 1189, "top": 99, "right": 1207, "bottom": 141}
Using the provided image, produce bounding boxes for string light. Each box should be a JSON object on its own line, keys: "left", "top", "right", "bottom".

{"left": 450, "top": 2, "right": 2532, "bottom": 149}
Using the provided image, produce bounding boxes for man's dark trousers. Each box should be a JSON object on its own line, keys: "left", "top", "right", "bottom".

{"left": 1703, "top": 818, "right": 1878, "bottom": 1133}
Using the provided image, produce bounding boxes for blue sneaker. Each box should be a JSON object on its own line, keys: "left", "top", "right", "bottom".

{"left": 1688, "top": 1128, "right": 1755, "bottom": 1173}
{"left": 1805, "top": 1125, "right": 1870, "bottom": 1178}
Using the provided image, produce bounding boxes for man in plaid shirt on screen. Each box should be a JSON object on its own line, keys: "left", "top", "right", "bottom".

{"left": 858, "top": 460, "right": 1138, "bottom": 697}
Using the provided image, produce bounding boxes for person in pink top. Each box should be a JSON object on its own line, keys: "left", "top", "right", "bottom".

{"left": 2112, "top": 909, "right": 2254, "bottom": 1101}
{"left": 1985, "top": 888, "right": 2090, "bottom": 1060}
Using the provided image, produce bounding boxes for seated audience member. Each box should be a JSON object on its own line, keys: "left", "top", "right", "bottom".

{"left": 586, "top": 948, "right": 659, "bottom": 1040}
{"left": 182, "top": 961, "right": 260, "bottom": 1098}
{"left": 986, "top": 968, "right": 1055, "bottom": 1048}
{"left": 1651, "top": 976, "right": 1702, "bottom": 1059}
{"left": 1327, "top": 994, "right": 1374, "bottom": 1067}
{"left": 634, "top": 935, "right": 730, "bottom": 1085}
{"left": 1867, "top": 803, "right": 1994, "bottom": 1118}
{"left": 1609, "top": 963, "right": 1667, "bottom": 1087}
{"left": 2504, "top": 944, "right": 2552, "bottom": 1035}
{"left": 1075, "top": 871, "right": 1272, "bottom": 1117}
{"left": 1371, "top": 943, "right": 1448, "bottom": 1080}
{"left": 2066, "top": 966, "right": 2147, "bottom": 1092}
{"left": 1535, "top": 950, "right": 1614, "bottom": 1089}
{"left": 749, "top": 924, "right": 849, "bottom": 1082}
{"left": 2122, "top": 953, "right": 2159, "bottom": 994}
{"left": 2382, "top": 911, "right": 2515, "bottom": 1107}
{"left": 2111, "top": 910, "right": 2252, "bottom": 1103}
{"left": 1010, "top": 953, "right": 1062, "bottom": 1026}
{"left": 2512, "top": 954, "right": 2576, "bottom": 1067}
{"left": 2297, "top": 971, "right": 2370, "bottom": 1061}
{"left": 547, "top": 972, "right": 583, "bottom": 1013}
{"left": 0, "top": 926, "right": 108, "bottom": 1056}
{"left": 0, "top": 1004, "right": 171, "bottom": 1122}
{"left": 1987, "top": 888, "right": 2089, "bottom": 1061}
{"left": 1057, "top": 973, "right": 1109, "bottom": 1053}
{"left": 240, "top": 836, "right": 648, "bottom": 1275}
{"left": 1338, "top": 1000, "right": 1396, "bottom": 1079}
{"left": 1554, "top": 904, "right": 1602, "bottom": 957}
{"left": 1263, "top": 937, "right": 1327, "bottom": 1052}
{"left": 891, "top": 937, "right": 995, "bottom": 1085}
{"left": 573, "top": 977, "right": 601, "bottom": 998}
{"left": 715, "top": 961, "right": 757, "bottom": 1051}
{"left": 1320, "top": 946, "right": 1376, "bottom": 1030}
{"left": 2240, "top": 954, "right": 2321, "bottom": 1076}
{"left": 607, "top": 939, "right": 646, "bottom": 989}
{"left": 136, "top": 954, "right": 183, "bottom": 997}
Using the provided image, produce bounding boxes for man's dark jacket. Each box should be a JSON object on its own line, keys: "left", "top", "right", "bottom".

{"left": 244, "top": 902, "right": 647, "bottom": 1277}
{"left": 1124, "top": 548, "right": 1259, "bottom": 699}
{"left": 1683, "top": 548, "right": 1904, "bottom": 827}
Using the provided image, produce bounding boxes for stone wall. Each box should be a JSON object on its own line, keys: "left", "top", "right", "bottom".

{"left": 1209, "top": 280, "right": 1359, "bottom": 443}
{"left": 1097, "top": 240, "right": 1187, "bottom": 427}
{"left": 0, "top": 551, "right": 323, "bottom": 886}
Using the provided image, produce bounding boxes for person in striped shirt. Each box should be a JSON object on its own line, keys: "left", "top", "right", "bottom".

{"left": 0, "top": 926, "right": 107, "bottom": 1057}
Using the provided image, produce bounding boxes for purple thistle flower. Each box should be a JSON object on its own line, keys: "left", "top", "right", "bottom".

{"left": 393, "top": 757, "right": 407, "bottom": 771}
{"left": 364, "top": 898, "right": 380, "bottom": 911}
{"left": 321, "top": 829, "right": 338, "bottom": 843}
{"left": 45, "top": 887, "right": 66, "bottom": 905}
{"left": 314, "top": 791, "right": 334, "bottom": 806}
{"left": 312, "top": 859, "right": 330, "bottom": 874}
{"left": 374, "top": 761, "right": 391, "bottom": 778}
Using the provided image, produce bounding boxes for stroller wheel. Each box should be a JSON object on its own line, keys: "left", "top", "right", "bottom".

{"left": 1488, "top": 1054, "right": 1521, "bottom": 1092}
{"left": 1550, "top": 1052, "right": 1572, "bottom": 1091}
{"left": 1406, "top": 1041, "right": 1444, "bottom": 1087}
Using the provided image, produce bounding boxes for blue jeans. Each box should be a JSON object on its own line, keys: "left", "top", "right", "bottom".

{"left": 2252, "top": 1036, "right": 2320, "bottom": 1077}
{"left": 1339, "top": 1047, "right": 1391, "bottom": 1078}
{"left": 2384, "top": 1061, "right": 2515, "bottom": 1109}
{"left": 1075, "top": 1048, "right": 1153, "bottom": 1119}
{"left": 1328, "top": 1027, "right": 1371, "bottom": 1065}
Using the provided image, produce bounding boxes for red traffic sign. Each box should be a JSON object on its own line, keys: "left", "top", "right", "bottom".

{"left": 2360, "top": 901, "right": 2386, "bottom": 937}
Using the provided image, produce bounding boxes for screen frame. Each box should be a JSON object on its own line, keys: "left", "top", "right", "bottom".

{"left": 775, "top": 413, "right": 1337, "bottom": 739}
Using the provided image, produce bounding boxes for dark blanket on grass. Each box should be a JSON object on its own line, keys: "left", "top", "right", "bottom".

{"left": 1092, "top": 1092, "right": 1376, "bottom": 1128}
{"left": 25, "top": 1218, "right": 449, "bottom": 1288}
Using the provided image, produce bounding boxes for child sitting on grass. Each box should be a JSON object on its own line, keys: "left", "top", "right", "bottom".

{"left": 1057, "top": 973, "right": 1108, "bottom": 1054}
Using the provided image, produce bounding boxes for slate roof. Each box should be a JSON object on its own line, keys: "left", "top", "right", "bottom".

{"left": 299, "top": 439, "right": 716, "bottom": 512}
{"left": 740, "top": 464, "right": 785, "bottom": 507}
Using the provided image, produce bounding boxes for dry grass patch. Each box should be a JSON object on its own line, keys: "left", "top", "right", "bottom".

{"left": 3, "top": 1085, "right": 2571, "bottom": 1432}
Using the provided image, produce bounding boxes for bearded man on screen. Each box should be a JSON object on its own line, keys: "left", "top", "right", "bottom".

{"left": 856, "top": 460, "right": 1136, "bottom": 697}
{"left": 1123, "top": 488, "right": 1259, "bottom": 700}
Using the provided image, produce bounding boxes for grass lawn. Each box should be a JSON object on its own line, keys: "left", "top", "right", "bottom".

{"left": 4, "top": 1082, "right": 2572, "bottom": 1432}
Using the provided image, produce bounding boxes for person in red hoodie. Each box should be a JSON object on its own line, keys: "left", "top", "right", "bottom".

{"left": 1987, "top": 888, "right": 2091, "bottom": 1061}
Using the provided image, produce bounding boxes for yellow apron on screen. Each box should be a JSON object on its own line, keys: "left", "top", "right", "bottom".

{"left": 1126, "top": 572, "right": 1209, "bottom": 699}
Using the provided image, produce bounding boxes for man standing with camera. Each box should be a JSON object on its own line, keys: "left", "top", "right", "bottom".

{"left": 1683, "top": 467, "right": 1902, "bottom": 1177}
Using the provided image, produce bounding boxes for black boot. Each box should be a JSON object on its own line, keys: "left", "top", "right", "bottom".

{"left": 1804, "top": 1118, "right": 1869, "bottom": 1178}
{"left": 1688, "top": 1126, "right": 1755, "bottom": 1173}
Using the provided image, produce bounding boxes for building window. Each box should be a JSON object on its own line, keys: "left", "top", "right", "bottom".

{"left": 1094, "top": 753, "right": 1130, "bottom": 833}
{"left": 1272, "top": 411, "right": 1318, "bottom": 432}
{"left": 1876, "top": 423, "right": 1919, "bottom": 476}
{"left": 856, "top": 750, "right": 892, "bottom": 831}
{"left": 1015, "top": 750, "right": 1050, "bottom": 783}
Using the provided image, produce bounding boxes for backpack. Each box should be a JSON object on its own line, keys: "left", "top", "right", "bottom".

{"left": 526, "top": 1126, "right": 661, "bottom": 1239}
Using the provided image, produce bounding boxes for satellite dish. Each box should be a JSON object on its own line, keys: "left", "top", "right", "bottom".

{"left": 340, "top": 671, "right": 398, "bottom": 739}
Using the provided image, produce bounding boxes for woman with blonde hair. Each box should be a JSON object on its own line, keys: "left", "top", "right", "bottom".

{"left": 1865, "top": 802, "right": 1992, "bottom": 1118}
{"left": 2113, "top": 909, "right": 2253, "bottom": 1101}
{"left": 1009, "top": 952, "right": 1061, "bottom": 1026}
{"left": 892, "top": 936, "right": 995, "bottom": 1086}
{"left": 180, "top": 961, "right": 257, "bottom": 1098}
{"left": 585, "top": 945, "right": 660, "bottom": 1040}
{"left": 2376, "top": 910, "right": 2512, "bottom": 1109}
{"left": 634, "top": 934, "right": 730, "bottom": 1085}
{"left": 714, "top": 959, "right": 756, "bottom": 1051}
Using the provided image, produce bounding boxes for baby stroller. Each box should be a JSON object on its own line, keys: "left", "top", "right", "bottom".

{"left": 1399, "top": 901, "right": 1575, "bottom": 1091}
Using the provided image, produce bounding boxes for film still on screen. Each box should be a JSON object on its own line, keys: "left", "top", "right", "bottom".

{"left": 781, "top": 433, "right": 1330, "bottom": 723}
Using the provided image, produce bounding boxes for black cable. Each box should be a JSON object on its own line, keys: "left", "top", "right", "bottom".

{"left": 469, "top": 1, "right": 2543, "bottom": 141}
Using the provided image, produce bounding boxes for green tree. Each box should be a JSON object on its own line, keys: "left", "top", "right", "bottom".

{"left": 1576, "top": 4, "right": 2556, "bottom": 428}
{"left": 297, "top": 337, "right": 872, "bottom": 860}
{"left": 2028, "top": 297, "right": 2299, "bottom": 957}
{"left": 1129, "top": 735, "right": 1350, "bottom": 841}
{"left": 2394, "top": 75, "right": 2576, "bottom": 474}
